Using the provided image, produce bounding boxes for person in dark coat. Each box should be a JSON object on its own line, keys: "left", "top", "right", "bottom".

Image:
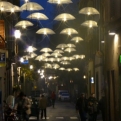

{"left": 98, "top": 95, "right": 106, "bottom": 121}
{"left": 51, "top": 91, "right": 56, "bottom": 108}
{"left": 87, "top": 93, "right": 98, "bottom": 121}
{"left": 76, "top": 93, "right": 87, "bottom": 121}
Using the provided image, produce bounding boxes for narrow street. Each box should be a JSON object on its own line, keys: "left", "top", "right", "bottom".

{"left": 29, "top": 101, "right": 103, "bottom": 121}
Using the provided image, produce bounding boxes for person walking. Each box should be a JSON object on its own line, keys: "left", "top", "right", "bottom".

{"left": 39, "top": 94, "right": 47, "bottom": 119}
{"left": 76, "top": 93, "right": 88, "bottom": 121}
{"left": 87, "top": 93, "right": 98, "bottom": 121}
{"left": 51, "top": 91, "right": 56, "bottom": 108}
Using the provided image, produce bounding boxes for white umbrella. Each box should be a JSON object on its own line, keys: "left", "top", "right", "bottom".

{"left": 54, "top": 49, "right": 64, "bottom": 53}
{"left": 55, "top": 58, "right": 62, "bottom": 62}
{"left": 73, "top": 68, "right": 79, "bottom": 71}
{"left": 61, "top": 56, "right": 69, "bottom": 61}
{"left": 48, "top": 58, "right": 56, "bottom": 62}
{"left": 51, "top": 53, "right": 62, "bottom": 57}
{"left": 71, "top": 36, "right": 83, "bottom": 43}
{"left": 60, "top": 61, "right": 70, "bottom": 65}
{"left": 20, "top": 2, "right": 44, "bottom": 11}
{"left": 41, "top": 52, "right": 51, "bottom": 57}
{"left": 64, "top": 47, "right": 76, "bottom": 53}
{"left": 66, "top": 68, "right": 72, "bottom": 71}
{"left": 44, "top": 63, "right": 52, "bottom": 68}
{"left": 36, "top": 28, "right": 55, "bottom": 35}
{"left": 59, "top": 67, "right": 65, "bottom": 70}
{"left": 27, "top": 12, "right": 48, "bottom": 20}
{"left": 42, "top": 58, "right": 49, "bottom": 62}
{"left": 67, "top": 43, "right": 76, "bottom": 48}
{"left": 73, "top": 54, "right": 82, "bottom": 59}
{"left": 52, "top": 64, "right": 60, "bottom": 69}
{"left": 15, "top": 20, "right": 33, "bottom": 28}
{"left": 47, "top": 0, "right": 72, "bottom": 4}
{"left": 81, "top": 20, "right": 98, "bottom": 28}
{"left": 60, "top": 28, "right": 78, "bottom": 35}
{"left": 40, "top": 48, "right": 53, "bottom": 53}
{"left": 35, "top": 55, "right": 45, "bottom": 61}
{"left": 5, "top": 5, "right": 22, "bottom": 12}
{"left": 79, "top": 7, "right": 100, "bottom": 15}
{"left": 68, "top": 57, "right": 75, "bottom": 61}
{"left": 0, "top": 1, "right": 13, "bottom": 11}
{"left": 56, "top": 44, "right": 67, "bottom": 50}
{"left": 54, "top": 13, "right": 75, "bottom": 21}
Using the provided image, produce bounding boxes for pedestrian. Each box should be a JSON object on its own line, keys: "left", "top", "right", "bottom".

{"left": 98, "top": 95, "right": 106, "bottom": 121}
{"left": 87, "top": 93, "right": 98, "bottom": 121}
{"left": 51, "top": 91, "right": 56, "bottom": 108}
{"left": 75, "top": 93, "right": 88, "bottom": 121}
{"left": 39, "top": 94, "right": 47, "bottom": 119}
{"left": 14, "top": 92, "right": 31, "bottom": 121}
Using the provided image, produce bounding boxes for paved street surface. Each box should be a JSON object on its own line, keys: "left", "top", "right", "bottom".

{"left": 29, "top": 101, "right": 103, "bottom": 121}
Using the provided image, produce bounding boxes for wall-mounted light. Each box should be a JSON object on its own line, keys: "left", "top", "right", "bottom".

{"left": 91, "top": 77, "right": 94, "bottom": 83}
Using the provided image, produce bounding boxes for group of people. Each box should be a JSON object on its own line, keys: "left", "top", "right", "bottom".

{"left": 4, "top": 90, "right": 56, "bottom": 121}
{"left": 76, "top": 93, "right": 105, "bottom": 121}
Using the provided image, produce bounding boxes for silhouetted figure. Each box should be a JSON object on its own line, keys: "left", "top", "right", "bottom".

{"left": 39, "top": 94, "right": 47, "bottom": 119}
{"left": 98, "top": 95, "right": 106, "bottom": 121}
{"left": 87, "top": 93, "right": 98, "bottom": 121}
{"left": 51, "top": 91, "right": 56, "bottom": 108}
{"left": 76, "top": 93, "right": 88, "bottom": 121}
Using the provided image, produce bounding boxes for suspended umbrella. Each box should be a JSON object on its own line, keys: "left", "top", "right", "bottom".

{"left": 80, "top": 54, "right": 85, "bottom": 59}
{"left": 64, "top": 47, "right": 76, "bottom": 53}
{"left": 79, "top": 7, "right": 100, "bottom": 15}
{"left": 71, "top": 36, "right": 83, "bottom": 43}
{"left": 40, "top": 48, "right": 53, "bottom": 53}
{"left": 48, "top": 57, "right": 56, "bottom": 62}
{"left": 60, "top": 61, "right": 70, "bottom": 65}
{"left": 20, "top": 2, "right": 44, "bottom": 11}
{"left": 67, "top": 43, "right": 76, "bottom": 48}
{"left": 42, "top": 58, "right": 49, "bottom": 62}
{"left": 0, "top": 1, "right": 13, "bottom": 11}
{"left": 36, "top": 28, "right": 55, "bottom": 35}
{"left": 27, "top": 12, "right": 48, "bottom": 20}
{"left": 44, "top": 63, "right": 52, "bottom": 68}
{"left": 73, "top": 68, "right": 79, "bottom": 71}
{"left": 66, "top": 68, "right": 72, "bottom": 71}
{"left": 26, "top": 46, "right": 37, "bottom": 52}
{"left": 52, "top": 64, "right": 60, "bottom": 69}
{"left": 54, "top": 13, "right": 75, "bottom": 21}
{"left": 73, "top": 54, "right": 82, "bottom": 59}
{"left": 47, "top": 0, "right": 72, "bottom": 4}
{"left": 22, "top": 55, "right": 31, "bottom": 60}
{"left": 56, "top": 44, "right": 67, "bottom": 50}
{"left": 30, "top": 53, "right": 37, "bottom": 58}
{"left": 61, "top": 56, "right": 69, "bottom": 61}
{"left": 60, "top": 28, "right": 78, "bottom": 35}
{"left": 15, "top": 20, "right": 34, "bottom": 28}
{"left": 35, "top": 55, "right": 45, "bottom": 61}
{"left": 55, "top": 58, "right": 62, "bottom": 62}
{"left": 41, "top": 52, "right": 51, "bottom": 57}
{"left": 68, "top": 57, "right": 75, "bottom": 61}
{"left": 81, "top": 20, "right": 98, "bottom": 28}
{"left": 51, "top": 53, "right": 62, "bottom": 58}
{"left": 5, "top": 5, "right": 22, "bottom": 12}
{"left": 59, "top": 67, "right": 65, "bottom": 70}
{"left": 54, "top": 49, "right": 64, "bottom": 53}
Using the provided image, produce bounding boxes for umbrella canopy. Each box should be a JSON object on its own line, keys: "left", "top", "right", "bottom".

{"left": 48, "top": 57, "right": 56, "bottom": 62}
{"left": 79, "top": 7, "right": 100, "bottom": 15}
{"left": 36, "top": 28, "right": 55, "bottom": 35}
{"left": 40, "top": 48, "right": 53, "bottom": 53}
{"left": 71, "top": 36, "right": 83, "bottom": 43}
{"left": 42, "top": 58, "right": 49, "bottom": 62}
{"left": 60, "top": 28, "right": 78, "bottom": 35}
{"left": 81, "top": 20, "right": 98, "bottom": 28}
{"left": 56, "top": 44, "right": 67, "bottom": 50}
{"left": 60, "top": 61, "right": 70, "bottom": 65}
{"left": 64, "top": 47, "right": 76, "bottom": 53}
{"left": 55, "top": 58, "right": 62, "bottom": 62}
{"left": 47, "top": 0, "right": 72, "bottom": 4}
{"left": 51, "top": 53, "right": 62, "bottom": 57}
{"left": 67, "top": 43, "right": 76, "bottom": 48}
{"left": 30, "top": 53, "right": 37, "bottom": 58}
{"left": 66, "top": 68, "right": 72, "bottom": 71}
{"left": 61, "top": 56, "right": 69, "bottom": 61}
{"left": 59, "top": 67, "right": 65, "bottom": 70}
{"left": 5, "top": 5, "right": 22, "bottom": 12}
{"left": 54, "top": 13, "right": 75, "bottom": 21}
{"left": 73, "top": 54, "right": 82, "bottom": 59}
{"left": 41, "top": 52, "right": 51, "bottom": 57}
{"left": 0, "top": 1, "right": 13, "bottom": 11}
{"left": 44, "top": 63, "right": 52, "bottom": 68}
{"left": 35, "top": 55, "right": 45, "bottom": 61}
{"left": 54, "top": 49, "right": 64, "bottom": 53}
{"left": 15, "top": 20, "right": 34, "bottom": 28}
{"left": 27, "top": 12, "right": 48, "bottom": 20}
{"left": 68, "top": 57, "right": 75, "bottom": 61}
{"left": 20, "top": 2, "right": 44, "bottom": 11}
{"left": 73, "top": 68, "right": 79, "bottom": 71}
{"left": 52, "top": 64, "right": 60, "bottom": 69}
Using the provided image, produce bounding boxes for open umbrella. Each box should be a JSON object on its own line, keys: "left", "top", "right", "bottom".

{"left": 35, "top": 55, "right": 45, "bottom": 61}
{"left": 81, "top": 20, "right": 98, "bottom": 28}
{"left": 56, "top": 44, "right": 67, "bottom": 50}
{"left": 0, "top": 1, "right": 13, "bottom": 11}
{"left": 5, "top": 5, "right": 22, "bottom": 12}
{"left": 66, "top": 68, "right": 72, "bottom": 71}
{"left": 60, "top": 28, "right": 78, "bottom": 35}
{"left": 41, "top": 52, "right": 51, "bottom": 57}
{"left": 71, "top": 36, "right": 83, "bottom": 43}
{"left": 67, "top": 43, "right": 76, "bottom": 48}
{"left": 48, "top": 58, "right": 56, "bottom": 62}
{"left": 36, "top": 28, "right": 55, "bottom": 35}
{"left": 64, "top": 47, "right": 76, "bottom": 53}
{"left": 54, "top": 49, "right": 64, "bottom": 53}
{"left": 20, "top": 2, "right": 44, "bottom": 11}
{"left": 59, "top": 67, "right": 65, "bottom": 70}
{"left": 61, "top": 56, "right": 69, "bottom": 61}
{"left": 79, "top": 7, "right": 100, "bottom": 15}
{"left": 47, "top": 0, "right": 72, "bottom": 4}
{"left": 52, "top": 64, "right": 60, "bottom": 69}
{"left": 73, "top": 68, "right": 79, "bottom": 71}
{"left": 51, "top": 53, "right": 62, "bottom": 57}
{"left": 60, "top": 61, "right": 70, "bottom": 65}
{"left": 40, "top": 48, "right": 53, "bottom": 53}
{"left": 15, "top": 20, "right": 33, "bottom": 28}
{"left": 27, "top": 12, "right": 48, "bottom": 20}
{"left": 54, "top": 13, "right": 75, "bottom": 21}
